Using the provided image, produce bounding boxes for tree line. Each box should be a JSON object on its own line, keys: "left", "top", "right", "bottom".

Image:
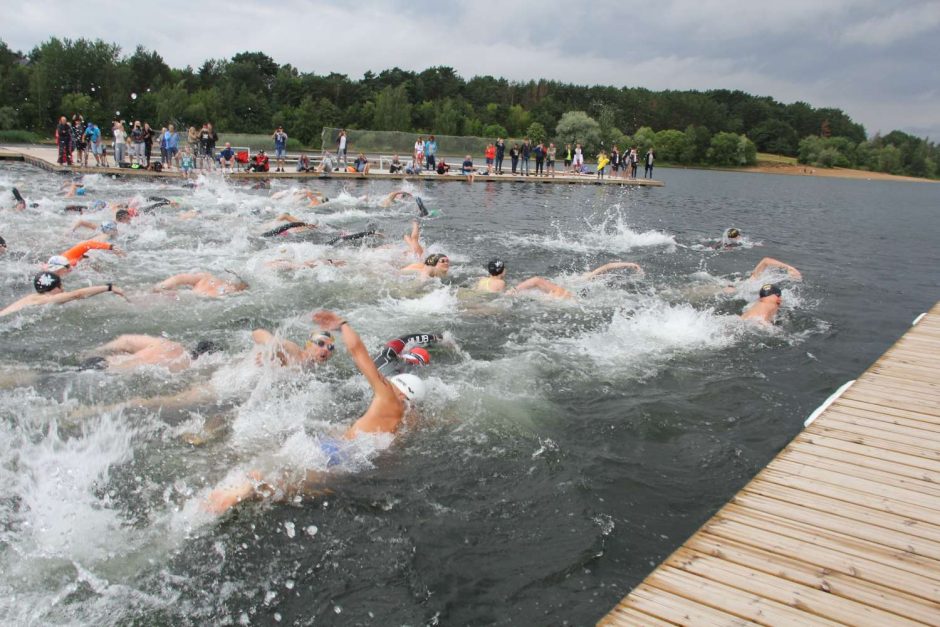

{"left": 0, "top": 37, "right": 936, "bottom": 177}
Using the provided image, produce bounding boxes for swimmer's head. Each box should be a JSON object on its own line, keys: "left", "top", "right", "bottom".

{"left": 46, "top": 255, "right": 72, "bottom": 273}
{"left": 305, "top": 330, "right": 336, "bottom": 363}
{"left": 401, "top": 347, "right": 431, "bottom": 367}
{"left": 100, "top": 221, "right": 118, "bottom": 234}
{"left": 115, "top": 209, "right": 131, "bottom": 223}
{"left": 390, "top": 373, "right": 427, "bottom": 403}
{"left": 0, "top": 235, "right": 6, "bottom": 252}
{"left": 76, "top": 187, "right": 86, "bottom": 196}
{"left": 726, "top": 228, "right": 740, "bottom": 239}
{"left": 424, "top": 253, "right": 449, "bottom": 268}
{"left": 758, "top": 283, "right": 782, "bottom": 299}
{"left": 91, "top": 199, "right": 107, "bottom": 211}
{"left": 191, "top": 340, "right": 223, "bottom": 359}
{"left": 487, "top": 259, "right": 505, "bottom": 276}
{"left": 33, "top": 272, "right": 62, "bottom": 294}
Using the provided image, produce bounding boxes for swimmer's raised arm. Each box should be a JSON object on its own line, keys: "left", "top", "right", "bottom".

{"left": 403, "top": 220, "right": 424, "bottom": 258}
{"left": 750, "top": 257, "right": 801, "bottom": 280}
{"left": 313, "top": 311, "right": 386, "bottom": 391}
{"left": 581, "top": 261, "right": 644, "bottom": 280}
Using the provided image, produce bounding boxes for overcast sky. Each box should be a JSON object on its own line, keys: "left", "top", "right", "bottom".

{"left": 5, "top": 0, "right": 939, "bottom": 139}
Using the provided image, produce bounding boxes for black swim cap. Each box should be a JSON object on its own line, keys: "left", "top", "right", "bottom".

{"left": 115, "top": 209, "right": 130, "bottom": 221}
{"left": 727, "top": 228, "right": 740, "bottom": 239}
{"left": 191, "top": 339, "right": 223, "bottom": 358}
{"left": 33, "top": 272, "right": 62, "bottom": 294}
{"left": 12, "top": 187, "right": 24, "bottom": 203}
{"left": 487, "top": 259, "right": 505, "bottom": 276}
{"left": 758, "top": 283, "right": 782, "bottom": 298}
{"left": 79, "top": 356, "right": 108, "bottom": 370}
{"left": 0, "top": 235, "right": 5, "bottom": 247}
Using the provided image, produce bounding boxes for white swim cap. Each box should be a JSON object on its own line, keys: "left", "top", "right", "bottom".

{"left": 389, "top": 373, "right": 426, "bottom": 402}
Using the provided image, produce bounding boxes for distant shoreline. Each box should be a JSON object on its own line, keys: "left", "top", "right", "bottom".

{"left": 662, "top": 161, "right": 938, "bottom": 184}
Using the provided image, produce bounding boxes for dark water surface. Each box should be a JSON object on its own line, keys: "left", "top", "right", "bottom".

{"left": 1, "top": 164, "right": 938, "bottom": 625}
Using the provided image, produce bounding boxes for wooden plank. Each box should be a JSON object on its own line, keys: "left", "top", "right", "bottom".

{"left": 833, "top": 396, "right": 940, "bottom": 427}
{"left": 767, "top": 456, "right": 940, "bottom": 504}
{"left": 813, "top": 416, "right": 940, "bottom": 453}
{"left": 838, "top": 391, "right": 940, "bottom": 418}
{"left": 730, "top": 491, "right": 940, "bottom": 561}
{"left": 668, "top": 547, "right": 924, "bottom": 626}
{"left": 621, "top": 586, "right": 756, "bottom": 626}
{"left": 760, "top": 467, "right": 940, "bottom": 524}
{"left": 795, "top": 431, "right": 940, "bottom": 474}
{"left": 826, "top": 399, "right": 940, "bottom": 432}
{"left": 703, "top": 515, "right": 940, "bottom": 598}
{"left": 600, "top": 605, "right": 677, "bottom": 626}
{"left": 645, "top": 567, "right": 844, "bottom": 626}
{"left": 743, "top": 477, "right": 940, "bottom": 539}
{"left": 715, "top": 506, "right": 940, "bottom": 584}
{"left": 781, "top": 441, "right": 940, "bottom": 483}
{"left": 859, "top": 371, "right": 940, "bottom": 399}
{"left": 688, "top": 534, "right": 940, "bottom": 624}
{"left": 823, "top": 408, "right": 940, "bottom": 440}
{"left": 808, "top": 424, "right": 940, "bottom": 463}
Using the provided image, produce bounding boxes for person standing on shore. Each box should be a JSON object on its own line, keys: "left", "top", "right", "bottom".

{"left": 521, "top": 139, "right": 531, "bottom": 176}
{"left": 112, "top": 120, "right": 126, "bottom": 166}
{"left": 510, "top": 143, "right": 520, "bottom": 175}
{"left": 425, "top": 135, "right": 437, "bottom": 171}
{"left": 485, "top": 142, "right": 496, "bottom": 174}
{"left": 644, "top": 147, "right": 655, "bottom": 178}
{"left": 56, "top": 116, "right": 73, "bottom": 165}
{"left": 336, "top": 129, "right": 348, "bottom": 167}
{"left": 165, "top": 124, "right": 179, "bottom": 168}
{"left": 495, "top": 137, "right": 505, "bottom": 174}
{"left": 273, "top": 126, "right": 288, "bottom": 172}
{"left": 546, "top": 142, "right": 557, "bottom": 177}
{"left": 629, "top": 147, "right": 639, "bottom": 178}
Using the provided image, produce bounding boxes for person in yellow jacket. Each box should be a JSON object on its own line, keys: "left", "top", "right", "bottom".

{"left": 596, "top": 151, "right": 610, "bottom": 179}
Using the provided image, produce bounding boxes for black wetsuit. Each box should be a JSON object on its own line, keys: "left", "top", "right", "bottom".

{"left": 373, "top": 332, "right": 443, "bottom": 376}
{"left": 327, "top": 229, "right": 379, "bottom": 246}
{"left": 262, "top": 222, "right": 312, "bottom": 237}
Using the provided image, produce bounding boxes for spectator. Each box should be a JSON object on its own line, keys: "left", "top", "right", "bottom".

{"left": 336, "top": 129, "right": 348, "bottom": 167}
{"left": 56, "top": 116, "right": 73, "bottom": 166}
{"left": 180, "top": 147, "right": 195, "bottom": 177}
{"left": 130, "top": 121, "right": 144, "bottom": 166}
{"left": 248, "top": 149, "right": 270, "bottom": 172}
{"left": 461, "top": 154, "right": 475, "bottom": 183}
{"left": 564, "top": 143, "right": 573, "bottom": 173}
{"left": 187, "top": 126, "right": 199, "bottom": 160}
{"left": 425, "top": 135, "right": 437, "bottom": 171}
{"left": 159, "top": 126, "right": 169, "bottom": 168}
{"left": 533, "top": 142, "right": 545, "bottom": 176}
{"left": 596, "top": 150, "right": 609, "bottom": 179}
{"left": 495, "top": 137, "right": 505, "bottom": 174}
{"left": 219, "top": 142, "right": 236, "bottom": 172}
{"left": 509, "top": 143, "right": 520, "bottom": 174}
{"left": 414, "top": 136, "right": 424, "bottom": 167}
{"left": 485, "top": 142, "right": 496, "bottom": 174}
{"left": 143, "top": 122, "right": 155, "bottom": 167}
{"left": 207, "top": 123, "right": 219, "bottom": 170}
{"left": 71, "top": 119, "right": 86, "bottom": 167}
{"left": 405, "top": 157, "right": 422, "bottom": 175}
{"left": 645, "top": 147, "right": 655, "bottom": 178}
{"left": 354, "top": 152, "right": 370, "bottom": 174}
{"left": 318, "top": 151, "right": 335, "bottom": 174}
{"left": 164, "top": 124, "right": 179, "bottom": 168}
{"left": 272, "top": 126, "right": 288, "bottom": 172}
{"left": 85, "top": 122, "right": 102, "bottom": 167}
{"left": 521, "top": 139, "right": 531, "bottom": 176}
{"left": 296, "top": 152, "right": 311, "bottom": 172}
{"left": 573, "top": 143, "right": 584, "bottom": 174}
{"left": 610, "top": 146, "right": 621, "bottom": 178}
{"left": 389, "top": 154, "right": 403, "bottom": 174}
{"left": 112, "top": 120, "right": 126, "bottom": 166}
{"left": 198, "top": 123, "right": 212, "bottom": 170}
{"left": 629, "top": 147, "right": 639, "bottom": 178}
{"left": 436, "top": 158, "right": 450, "bottom": 175}
{"left": 546, "top": 142, "right": 557, "bottom": 177}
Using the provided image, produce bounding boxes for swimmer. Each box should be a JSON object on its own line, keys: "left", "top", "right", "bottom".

{"left": 12, "top": 187, "right": 26, "bottom": 210}
{"left": 721, "top": 227, "right": 742, "bottom": 248}
{"left": 83, "top": 334, "right": 222, "bottom": 373}
{"left": 260, "top": 213, "right": 318, "bottom": 237}
{"left": 327, "top": 225, "right": 384, "bottom": 246}
{"left": 252, "top": 327, "right": 336, "bottom": 368}
{"left": 53, "top": 239, "right": 125, "bottom": 269}
{"left": 378, "top": 190, "right": 414, "bottom": 208}
{"left": 271, "top": 189, "right": 328, "bottom": 207}
{"left": 372, "top": 332, "right": 443, "bottom": 376}
{"left": 741, "top": 283, "right": 783, "bottom": 324}
{"left": 138, "top": 196, "right": 180, "bottom": 213}
{"left": 72, "top": 210, "right": 131, "bottom": 240}
{"left": 0, "top": 272, "right": 126, "bottom": 317}
{"left": 205, "top": 312, "right": 427, "bottom": 514}
{"left": 749, "top": 257, "right": 801, "bottom": 281}
{"left": 498, "top": 261, "right": 643, "bottom": 298}
{"left": 402, "top": 253, "right": 450, "bottom": 279}
{"left": 0, "top": 235, "right": 5, "bottom": 255}
{"left": 153, "top": 271, "right": 249, "bottom": 298}
{"left": 62, "top": 180, "right": 87, "bottom": 198}
{"left": 476, "top": 259, "right": 507, "bottom": 292}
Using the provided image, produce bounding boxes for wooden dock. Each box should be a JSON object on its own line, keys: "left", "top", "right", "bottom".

{"left": 601, "top": 303, "right": 940, "bottom": 626}
{"left": 0, "top": 146, "right": 664, "bottom": 187}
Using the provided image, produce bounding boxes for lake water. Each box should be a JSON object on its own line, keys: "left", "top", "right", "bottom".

{"left": 1, "top": 163, "right": 938, "bottom": 625}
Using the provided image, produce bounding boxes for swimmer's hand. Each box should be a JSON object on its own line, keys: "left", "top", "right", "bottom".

{"left": 788, "top": 267, "right": 802, "bottom": 280}
{"left": 110, "top": 286, "right": 131, "bottom": 302}
{"left": 110, "top": 245, "right": 127, "bottom": 257}
{"left": 311, "top": 309, "right": 345, "bottom": 332}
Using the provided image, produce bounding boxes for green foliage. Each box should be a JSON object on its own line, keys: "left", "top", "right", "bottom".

{"left": 0, "top": 129, "right": 44, "bottom": 143}
{"left": 0, "top": 36, "right": 937, "bottom": 178}
{"left": 526, "top": 122, "right": 547, "bottom": 143}
{"left": 708, "top": 132, "right": 755, "bottom": 166}
{"left": 555, "top": 111, "right": 601, "bottom": 152}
